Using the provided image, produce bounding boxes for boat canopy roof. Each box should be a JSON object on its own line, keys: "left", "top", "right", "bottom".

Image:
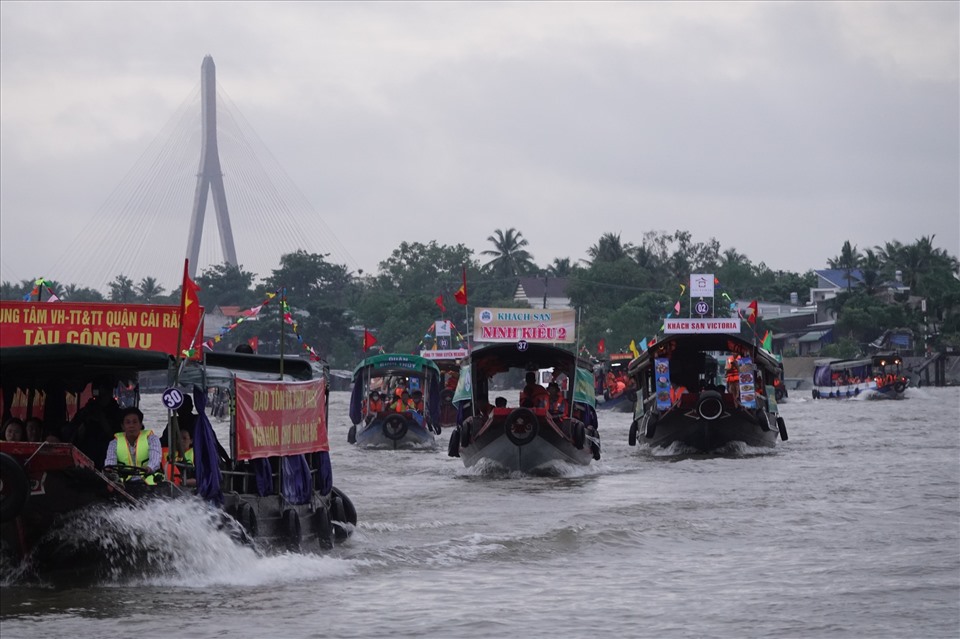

{"left": 627, "top": 332, "right": 781, "bottom": 377}
{"left": 454, "top": 342, "right": 596, "bottom": 407}
{"left": 814, "top": 352, "right": 902, "bottom": 372}
{"left": 0, "top": 344, "right": 173, "bottom": 389}
{"left": 202, "top": 352, "right": 315, "bottom": 380}
{"left": 352, "top": 353, "right": 441, "bottom": 380}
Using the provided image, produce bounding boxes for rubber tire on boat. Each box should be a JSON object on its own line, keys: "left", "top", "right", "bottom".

{"left": 775, "top": 386, "right": 785, "bottom": 402}
{"left": 347, "top": 424, "right": 357, "bottom": 445}
{"left": 777, "top": 416, "right": 789, "bottom": 441}
{"left": 331, "top": 486, "right": 358, "bottom": 527}
{"left": 503, "top": 408, "right": 539, "bottom": 447}
{"left": 893, "top": 381, "right": 906, "bottom": 394}
{"left": 628, "top": 420, "right": 639, "bottom": 447}
{"left": 572, "top": 421, "right": 586, "bottom": 450}
{"left": 644, "top": 414, "right": 657, "bottom": 439}
{"left": 459, "top": 419, "right": 473, "bottom": 448}
{"left": 696, "top": 390, "right": 724, "bottom": 421}
{"left": 589, "top": 428, "right": 601, "bottom": 460}
{"left": 313, "top": 507, "right": 334, "bottom": 550}
{"left": 448, "top": 428, "right": 461, "bottom": 457}
{"left": 0, "top": 452, "right": 29, "bottom": 523}
{"left": 236, "top": 502, "right": 258, "bottom": 537}
{"left": 382, "top": 414, "right": 408, "bottom": 441}
{"left": 758, "top": 410, "right": 773, "bottom": 432}
{"left": 283, "top": 509, "right": 302, "bottom": 550}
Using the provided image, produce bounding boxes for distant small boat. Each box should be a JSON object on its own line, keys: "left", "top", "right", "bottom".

{"left": 418, "top": 319, "right": 469, "bottom": 429}
{"left": 594, "top": 352, "right": 638, "bottom": 412}
{"left": 347, "top": 353, "right": 443, "bottom": 449}
{"left": 811, "top": 352, "right": 909, "bottom": 400}
{"left": 627, "top": 320, "right": 788, "bottom": 452}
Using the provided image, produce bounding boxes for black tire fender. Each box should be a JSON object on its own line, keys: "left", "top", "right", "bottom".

{"left": 504, "top": 408, "right": 539, "bottom": 446}
{"left": 572, "top": 421, "right": 586, "bottom": 450}
{"left": 460, "top": 418, "right": 473, "bottom": 448}
{"left": 697, "top": 390, "right": 724, "bottom": 421}
{"left": 628, "top": 420, "right": 639, "bottom": 447}
{"left": 893, "top": 381, "right": 906, "bottom": 394}
{"left": 313, "top": 507, "right": 333, "bottom": 550}
{"left": 382, "top": 414, "right": 408, "bottom": 441}
{"left": 347, "top": 424, "right": 357, "bottom": 445}
{"left": 331, "top": 486, "right": 358, "bottom": 526}
{"left": 448, "top": 428, "right": 461, "bottom": 457}
{"left": 777, "top": 416, "right": 789, "bottom": 442}
{"left": 0, "top": 452, "right": 29, "bottom": 523}
{"left": 282, "top": 509, "right": 302, "bottom": 549}
{"left": 236, "top": 501, "right": 258, "bottom": 537}
{"left": 775, "top": 387, "right": 785, "bottom": 402}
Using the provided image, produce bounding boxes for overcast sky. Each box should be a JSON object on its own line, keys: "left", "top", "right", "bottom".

{"left": 1, "top": 1, "right": 957, "bottom": 292}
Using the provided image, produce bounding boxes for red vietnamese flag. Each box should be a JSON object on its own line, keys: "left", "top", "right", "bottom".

{"left": 247, "top": 336, "right": 259, "bottom": 353}
{"left": 363, "top": 329, "right": 377, "bottom": 351}
{"left": 746, "top": 300, "right": 759, "bottom": 324}
{"left": 178, "top": 260, "right": 203, "bottom": 359}
{"left": 435, "top": 295, "right": 446, "bottom": 313}
{"left": 597, "top": 338, "right": 606, "bottom": 355}
{"left": 454, "top": 267, "right": 468, "bottom": 305}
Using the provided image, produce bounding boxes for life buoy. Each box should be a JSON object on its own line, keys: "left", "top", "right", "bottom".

{"left": 504, "top": 408, "right": 539, "bottom": 446}
{"left": 347, "top": 424, "right": 357, "bottom": 445}
{"left": 382, "top": 414, "right": 408, "bottom": 441}
{"left": 313, "top": 507, "right": 333, "bottom": 550}
{"left": 0, "top": 452, "right": 29, "bottom": 523}
{"left": 696, "top": 390, "right": 724, "bottom": 421}
{"left": 282, "top": 509, "right": 302, "bottom": 549}
{"left": 777, "top": 416, "right": 789, "bottom": 441}
{"left": 628, "top": 420, "right": 639, "bottom": 446}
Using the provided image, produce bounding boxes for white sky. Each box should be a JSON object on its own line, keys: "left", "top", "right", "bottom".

{"left": 1, "top": 1, "right": 957, "bottom": 291}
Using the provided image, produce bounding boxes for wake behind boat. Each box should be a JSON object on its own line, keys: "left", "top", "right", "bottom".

{"left": 627, "top": 317, "right": 788, "bottom": 453}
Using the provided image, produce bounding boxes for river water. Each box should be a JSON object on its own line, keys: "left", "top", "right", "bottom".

{"left": 1, "top": 387, "right": 958, "bottom": 638}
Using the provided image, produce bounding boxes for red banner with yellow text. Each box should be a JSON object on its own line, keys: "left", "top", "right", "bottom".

{"left": 0, "top": 301, "right": 204, "bottom": 356}
{"left": 234, "top": 377, "right": 329, "bottom": 461}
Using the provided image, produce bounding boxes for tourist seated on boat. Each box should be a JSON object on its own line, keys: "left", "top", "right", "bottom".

{"left": 520, "top": 371, "right": 549, "bottom": 408}
{"left": 390, "top": 390, "right": 416, "bottom": 413}
{"left": 725, "top": 356, "right": 740, "bottom": 397}
{"left": 411, "top": 389, "right": 424, "bottom": 413}
{"left": 362, "top": 390, "right": 384, "bottom": 422}
{"left": 64, "top": 377, "right": 122, "bottom": 469}
{"left": 24, "top": 417, "right": 43, "bottom": 442}
{"left": 104, "top": 406, "right": 162, "bottom": 484}
{"left": 495, "top": 396, "right": 508, "bottom": 409}
{"left": 2, "top": 418, "right": 26, "bottom": 442}
{"left": 538, "top": 382, "right": 568, "bottom": 417}
{"left": 162, "top": 426, "right": 196, "bottom": 487}
{"left": 158, "top": 395, "right": 197, "bottom": 448}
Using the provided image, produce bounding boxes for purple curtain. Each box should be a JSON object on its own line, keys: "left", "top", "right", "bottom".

{"left": 192, "top": 386, "right": 223, "bottom": 506}
{"left": 281, "top": 455, "right": 313, "bottom": 505}
{"left": 253, "top": 458, "right": 274, "bottom": 496}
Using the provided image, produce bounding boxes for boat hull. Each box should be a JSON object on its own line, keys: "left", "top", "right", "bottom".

{"left": 354, "top": 412, "right": 437, "bottom": 449}
{"left": 596, "top": 393, "right": 636, "bottom": 412}
{"left": 634, "top": 396, "right": 782, "bottom": 452}
{"left": 812, "top": 381, "right": 907, "bottom": 400}
{"left": 456, "top": 409, "right": 597, "bottom": 472}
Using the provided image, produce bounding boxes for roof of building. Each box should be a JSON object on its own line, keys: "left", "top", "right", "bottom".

{"left": 815, "top": 269, "right": 865, "bottom": 289}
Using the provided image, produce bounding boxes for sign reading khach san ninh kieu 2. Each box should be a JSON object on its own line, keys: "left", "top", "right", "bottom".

{"left": 473, "top": 308, "right": 576, "bottom": 344}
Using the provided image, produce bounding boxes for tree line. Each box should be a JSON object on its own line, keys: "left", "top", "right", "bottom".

{"left": 2, "top": 230, "right": 957, "bottom": 366}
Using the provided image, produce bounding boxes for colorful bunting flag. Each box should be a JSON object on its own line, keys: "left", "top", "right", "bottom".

{"left": 629, "top": 339, "right": 640, "bottom": 358}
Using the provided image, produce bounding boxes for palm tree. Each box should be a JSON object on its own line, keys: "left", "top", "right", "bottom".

{"left": 136, "top": 276, "right": 166, "bottom": 302}
{"left": 828, "top": 240, "right": 862, "bottom": 290}
{"left": 481, "top": 228, "right": 537, "bottom": 277}
{"left": 109, "top": 274, "right": 136, "bottom": 302}
{"left": 585, "top": 232, "right": 633, "bottom": 265}
{"left": 547, "top": 257, "right": 573, "bottom": 277}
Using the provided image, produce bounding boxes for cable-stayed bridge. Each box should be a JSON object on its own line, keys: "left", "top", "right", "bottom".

{"left": 47, "top": 56, "right": 357, "bottom": 292}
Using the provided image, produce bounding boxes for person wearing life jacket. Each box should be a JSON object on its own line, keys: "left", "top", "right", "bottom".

{"left": 411, "top": 389, "right": 424, "bottom": 413}
{"left": 539, "top": 382, "right": 568, "bottom": 417}
{"left": 390, "top": 390, "right": 416, "bottom": 413}
{"left": 445, "top": 371, "right": 459, "bottom": 391}
{"left": 362, "top": 390, "right": 384, "bottom": 423}
{"left": 605, "top": 371, "right": 619, "bottom": 398}
{"left": 520, "top": 371, "right": 549, "bottom": 408}
{"left": 162, "top": 426, "right": 196, "bottom": 487}
{"left": 725, "top": 356, "right": 740, "bottom": 398}
{"left": 104, "top": 407, "right": 162, "bottom": 485}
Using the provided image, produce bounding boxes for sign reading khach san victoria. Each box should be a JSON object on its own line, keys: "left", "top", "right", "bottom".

{"left": 663, "top": 317, "right": 742, "bottom": 334}
{"left": 473, "top": 307, "right": 576, "bottom": 344}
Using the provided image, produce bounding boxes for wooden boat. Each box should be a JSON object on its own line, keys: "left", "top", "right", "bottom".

{"left": 347, "top": 353, "right": 442, "bottom": 449}
{"left": 0, "top": 299, "right": 355, "bottom": 572}
{"left": 595, "top": 352, "right": 638, "bottom": 412}
{"left": 627, "top": 319, "right": 788, "bottom": 452}
{"left": 811, "top": 352, "right": 909, "bottom": 399}
{"left": 447, "top": 341, "right": 600, "bottom": 471}
{"left": 418, "top": 319, "right": 469, "bottom": 428}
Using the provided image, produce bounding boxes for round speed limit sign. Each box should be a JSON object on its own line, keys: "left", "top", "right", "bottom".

{"left": 161, "top": 387, "right": 185, "bottom": 410}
